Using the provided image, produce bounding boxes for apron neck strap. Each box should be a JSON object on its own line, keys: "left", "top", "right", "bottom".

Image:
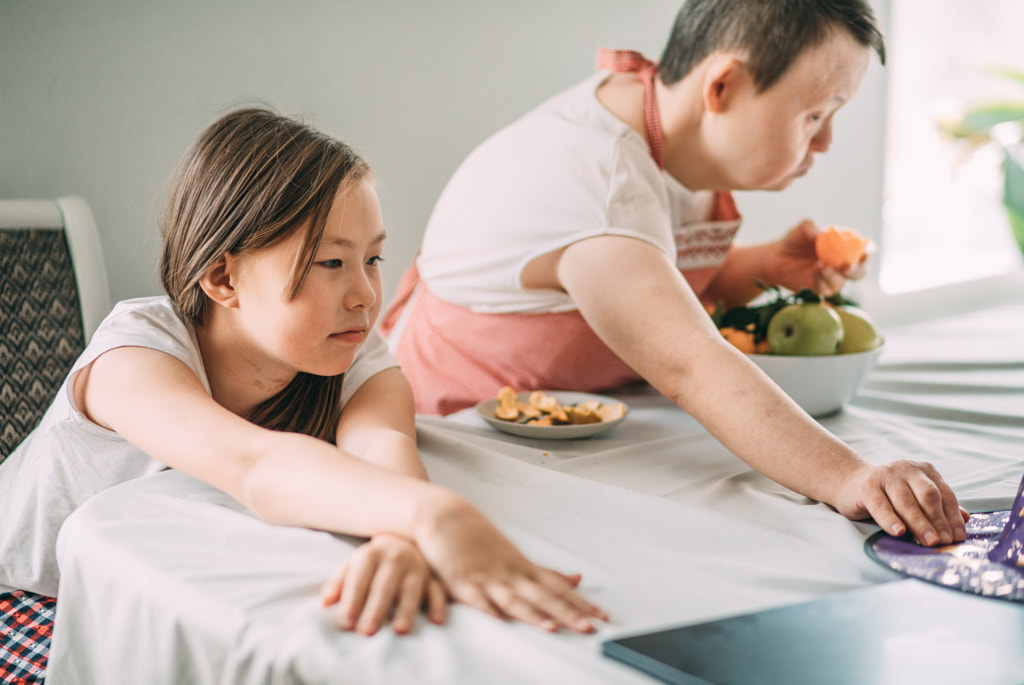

{"left": 595, "top": 47, "right": 664, "bottom": 169}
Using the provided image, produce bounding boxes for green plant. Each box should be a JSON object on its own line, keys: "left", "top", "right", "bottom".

{"left": 939, "top": 66, "right": 1024, "bottom": 255}
{"left": 938, "top": 67, "right": 1024, "bottom": 146}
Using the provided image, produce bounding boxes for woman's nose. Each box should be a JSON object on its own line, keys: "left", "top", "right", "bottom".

{"left": 811, "top": 119, "right": 833, "bottom": 153}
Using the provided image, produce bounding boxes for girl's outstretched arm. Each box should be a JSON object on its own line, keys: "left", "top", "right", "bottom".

{"left": 76, "top": 345, "right": 606, "bottom": 632}
{"left": 335, "top": 367, "right": 428, "bottom": 480}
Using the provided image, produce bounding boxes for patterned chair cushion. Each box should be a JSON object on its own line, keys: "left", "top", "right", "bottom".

{"left": 0, "top": 228, "right": 86, "bottom": 463}
{"left": 0, "top": 591, "right": 55, "bottom": 684}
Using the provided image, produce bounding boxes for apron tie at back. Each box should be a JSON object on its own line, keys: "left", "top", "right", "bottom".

{"left": 595, "top": 47, "right": 664, "bottom": 169}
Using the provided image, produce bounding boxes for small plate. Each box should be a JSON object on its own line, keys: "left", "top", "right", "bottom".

{"left": 475, "top": 391, "right": 629, "bottom": 440}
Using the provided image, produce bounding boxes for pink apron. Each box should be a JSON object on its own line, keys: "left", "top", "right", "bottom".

{"left": 381, "top": 49, "right": 741, "bottom": 415}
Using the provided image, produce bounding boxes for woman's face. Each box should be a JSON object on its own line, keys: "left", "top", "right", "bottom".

{"left": 695, "top": 29, "right": 870, "bottom": 191}
{"left": 229, "top": 179, "right": 386, "bottom": 380}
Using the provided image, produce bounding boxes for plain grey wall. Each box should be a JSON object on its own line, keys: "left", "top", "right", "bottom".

{"left": 0, "top": 0, "right": 887, "bottom": 309}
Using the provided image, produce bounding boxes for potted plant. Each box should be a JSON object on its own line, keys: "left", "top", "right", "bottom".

{"left": 939, "top": 67, "right": 1024, "bottom": 256}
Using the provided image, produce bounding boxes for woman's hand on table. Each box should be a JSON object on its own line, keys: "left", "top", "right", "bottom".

{"left": 321, "top": 532, "right": 447, "bottom": 635}
{"left": 414, "top": 494, "right": 608, "bottom": 633}
{"left": 833, "top": 460, "right": 970, "bottom": 546}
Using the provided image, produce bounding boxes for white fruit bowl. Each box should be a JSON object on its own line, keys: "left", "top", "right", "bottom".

{"left": 747, "top": 343, "right": 884, "bottom": 417}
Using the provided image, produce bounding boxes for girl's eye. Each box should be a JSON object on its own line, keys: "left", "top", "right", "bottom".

{"left": 809, "top": 114, "right": 822, "bottom": 122}
{"left": 367, "top": 255, "right": 385, "bottom": 267}
{"left": 318, "top": 259, "right": 343, "bottom": 269}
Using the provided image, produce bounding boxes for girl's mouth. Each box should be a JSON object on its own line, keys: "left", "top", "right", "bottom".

{"left": 330, "top": 328, "right": 366, "bottom": 344}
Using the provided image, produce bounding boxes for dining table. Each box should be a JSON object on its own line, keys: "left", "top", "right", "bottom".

{"left": 44, "top": 298, "right": 1024, "bottom": 684}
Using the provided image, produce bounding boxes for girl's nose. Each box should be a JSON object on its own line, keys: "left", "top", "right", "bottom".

{"left": 344, "top": 268, "right": 378, "bottom": 310}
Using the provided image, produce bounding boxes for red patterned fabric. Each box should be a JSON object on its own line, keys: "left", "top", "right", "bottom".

{"left": 0, "top": 591, "right": 55, "bottom": 684}
{"left": 595, "top": 47, "right": 664, "bottom": 169}
{"left": 384, "top": 268, "right": 642, "bottom": 415}
{"left": 672, "top": 192, "right": 741, "bottom": 294}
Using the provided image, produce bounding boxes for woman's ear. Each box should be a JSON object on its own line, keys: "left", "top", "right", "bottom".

{"left": 198, "top": 253, "right": 240, "bottom": 308}
{"left": 702, "top": 54, "right": 748, "bottom": 114}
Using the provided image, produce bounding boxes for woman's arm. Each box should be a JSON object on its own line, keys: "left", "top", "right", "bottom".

{"left": 552, "top": 235, "right": 966, "bottom": 546}
{"left": 335, "top": 367, "right": 428, "bottom": 480}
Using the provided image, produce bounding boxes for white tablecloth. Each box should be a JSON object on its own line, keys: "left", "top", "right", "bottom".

{"left": 46, "top": 301, "right": 1024, "bottom": 684}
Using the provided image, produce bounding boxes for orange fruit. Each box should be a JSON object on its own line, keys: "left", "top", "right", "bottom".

{"left": 719, "top": 326, "right": 757, "bottom": 354}
{"left": 815, "top": 227, "right": 869, "bottom": 271}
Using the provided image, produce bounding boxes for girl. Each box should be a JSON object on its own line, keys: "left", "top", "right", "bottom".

{"left": 0, "top": 108, "right": 606, "bottom": 637}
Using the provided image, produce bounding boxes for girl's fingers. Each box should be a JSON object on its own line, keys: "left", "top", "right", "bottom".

{"left": 535, "top": 568, "right": 608, "bottom": 622}
{"left": 484, "top": 582, "right": 561, "bottom": 632}
{"left": 552, "top": 570, "right": 583, "bottom": 586}
{"left": 487, "top": 572, "right": 604, "bottom": 633}
{"left": 425, "top": 578, "right": 448, "bottom": 625}
{"left": 450, "top": 580, "right": 506, "bottom": 621}
{"left": 389, "top": 573, "right": 428, "bottom": 635}
{"left": 356, "top": 561, "right": 405, "bottom": 635}
{"left": 522, "top": 577, "right": 600, "bottom": 633}
{"left": 320, "top": 566, "right": 347, "bottom": 608}
{"left": 335, "top": 556, "right": 376, "bottom": 631}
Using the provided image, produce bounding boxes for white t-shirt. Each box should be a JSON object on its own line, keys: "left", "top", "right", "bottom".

{"left": 0, "top": 296, "right": 397, "bottom": 597}
{"left": 416, "top": 71, "right": 725, "bottom": 315}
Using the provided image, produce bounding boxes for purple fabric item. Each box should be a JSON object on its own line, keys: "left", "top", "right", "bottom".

{"left": 867, "top": 472, "right": 1024, "bottom": 603}
{"left": 987, "top": 474, "right": 1024, "bottom": 568}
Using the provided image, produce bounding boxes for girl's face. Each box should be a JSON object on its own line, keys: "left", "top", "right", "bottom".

{"left": 229, "top": 179, "right": 385, "bottom": 380}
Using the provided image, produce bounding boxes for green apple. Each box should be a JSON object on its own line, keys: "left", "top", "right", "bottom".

{"left": 834, "top": 305, "right": 882, "bottom": 353}
{"left": 766, "top": 303, "right": 844, "bottom": 356}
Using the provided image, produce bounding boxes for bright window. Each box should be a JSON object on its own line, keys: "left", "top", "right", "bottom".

{"left": 880, "top": 0, "right": 1024, "bottom": 295}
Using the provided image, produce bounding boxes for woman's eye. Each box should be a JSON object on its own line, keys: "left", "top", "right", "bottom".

{"left": 367, "top": 255, "right": 385, "bottom": 267}
{"left": 318, "top": 259, "right": 343, "bottom": 269}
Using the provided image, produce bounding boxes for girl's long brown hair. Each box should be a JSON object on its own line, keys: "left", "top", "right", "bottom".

{"left": 159, "top": 107, "right": 370, "bottom": 443}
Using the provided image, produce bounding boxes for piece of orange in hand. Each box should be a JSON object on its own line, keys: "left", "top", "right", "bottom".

{"left": 815, "top": 226, "right": 869, "bottom": 272}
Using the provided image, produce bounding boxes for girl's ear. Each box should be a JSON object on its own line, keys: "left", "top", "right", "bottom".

{"left": 198, "top": 253, "right": 240, "bottom": 308}
{"left": 702, "top": 54, "right": 748, "bottom": 114}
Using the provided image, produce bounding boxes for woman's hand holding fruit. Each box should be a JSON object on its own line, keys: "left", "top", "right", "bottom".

{"left": 766, "top": 220, "right": 868, "bottom": 296}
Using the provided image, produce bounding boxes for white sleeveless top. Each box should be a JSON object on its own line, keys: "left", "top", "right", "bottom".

{"left": 0, "top": 296, "right": 397, "bottom": 596}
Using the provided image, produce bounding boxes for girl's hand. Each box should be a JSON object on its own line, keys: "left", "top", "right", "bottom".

{"left": 832, "top": 460, "right": 969, "bottom": 547}
{"left": 321, "top": 533, "right": 447, "bottom": 635}
{"left": 766, "top": 219, "right": 867, "bottom": 296}
{"left": 415, "top": 496, "right": 608, "bottom": 633}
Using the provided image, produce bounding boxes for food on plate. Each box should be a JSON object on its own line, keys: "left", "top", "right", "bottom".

{"left": 495, "top": 385, "right": 520, "bottom": 420}
{"left": 815, "top": 226, "right": 869, "bottom": 271}
{"left": 766, "top": 302, "right": 844, "bottom": 356}
{"left": 710, "top": 285, "right": 882, "bottom": 356}
{"left": 492, "top": 387, "right": 626, "bottom": 425}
